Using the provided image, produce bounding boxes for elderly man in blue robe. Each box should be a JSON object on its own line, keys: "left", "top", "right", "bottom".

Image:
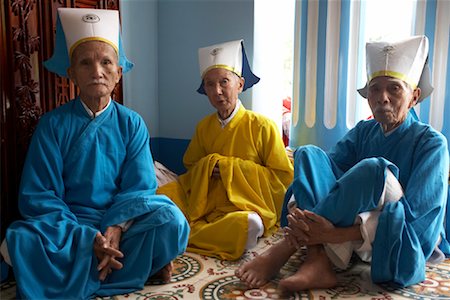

{"left": 236, "top": 35, "right": 449, "bottom": 291}
{"left": 0, "top": 8, "right": 189, "bottom": 299}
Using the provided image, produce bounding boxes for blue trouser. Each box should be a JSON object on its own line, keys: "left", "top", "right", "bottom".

{"left": 97, "top": 204, "right": 190, "bottom": 296}
{"left": 281, "top": 145, "right": 395, "bottom": 228}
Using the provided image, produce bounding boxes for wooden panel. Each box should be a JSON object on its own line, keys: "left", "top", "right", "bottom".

{"left": 0, "top": 0, "right": 122, "bottom": 239}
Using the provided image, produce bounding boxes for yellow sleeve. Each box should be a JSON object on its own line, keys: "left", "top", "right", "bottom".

{"left": 183, "top": 115, "right": 216, "bottom": 170}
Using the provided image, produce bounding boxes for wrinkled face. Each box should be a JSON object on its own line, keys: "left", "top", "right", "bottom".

{"left": 68, "top": 41, "right": 122, "bottom": 100}
{"left": 367, "top": 76, "right": 420, "bottom": 131}
{"left": 203, "top": 68, "right": 244, "bottom": 115}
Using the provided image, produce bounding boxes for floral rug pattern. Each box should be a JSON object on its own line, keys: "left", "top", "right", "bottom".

{"left": 2, "top": 230, "right": 450, "bottom": 299}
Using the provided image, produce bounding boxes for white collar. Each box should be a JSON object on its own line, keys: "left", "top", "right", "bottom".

{"left": 218, "top": 100, "right": 241, "bottom": 128}
{"left": 80, "top": 98, "right": 111, "bottom": 119}
{"left": 381, "top": 123, "right": 399, "bottom": 136}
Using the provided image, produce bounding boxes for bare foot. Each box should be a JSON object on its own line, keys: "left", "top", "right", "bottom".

{"left": 151, "top": 261, "right": 173, "bottom": 283}
{"left": 235, "top": 239, "right": 296, "bottom": 288}
{"left": 279, "top": 245, "right": 337, "bottom": 292}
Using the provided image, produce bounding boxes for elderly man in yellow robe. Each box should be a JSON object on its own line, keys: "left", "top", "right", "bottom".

{"left": 158, "top": 39, "right": 293, "bottom": 260}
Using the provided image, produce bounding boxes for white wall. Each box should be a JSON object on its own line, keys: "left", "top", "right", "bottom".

{"left": 253, "top": 0, "right": 295, "bottom": 132}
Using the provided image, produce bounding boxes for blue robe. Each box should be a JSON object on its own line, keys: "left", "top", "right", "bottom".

{"left": 6, "top": 98, "right": 189, "bottom": 299}
{"left": 282, "top": 111, "right": 449, "bottom": 287}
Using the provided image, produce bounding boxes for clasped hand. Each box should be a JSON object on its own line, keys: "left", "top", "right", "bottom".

{"left": 211, "top": 163, "right": 220, "bottom": 179}
{"left": 93, "top": 226, "right": 124, "bottom": 281}
{"left": 284, "top": 208, "right": 335, "bottom": 248}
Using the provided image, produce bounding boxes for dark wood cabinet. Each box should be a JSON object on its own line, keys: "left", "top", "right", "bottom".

{"left": 1, "top": 0, "right": 123, "bottom": 239}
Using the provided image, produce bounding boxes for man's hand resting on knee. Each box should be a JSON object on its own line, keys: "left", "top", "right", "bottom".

{"left": 94, "top": 226, "right": 124, "bottom": 281}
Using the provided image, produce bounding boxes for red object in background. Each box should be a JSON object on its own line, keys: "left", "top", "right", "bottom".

{"left": 282, "top": 96, "right": 291, "bottom": 146}
{"left": 283, "top": 98, "right": 291, "bottom": 112}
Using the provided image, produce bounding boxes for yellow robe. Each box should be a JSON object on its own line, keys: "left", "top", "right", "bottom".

{"left": 158, "top": 105, "right": 293, "bottom": 260}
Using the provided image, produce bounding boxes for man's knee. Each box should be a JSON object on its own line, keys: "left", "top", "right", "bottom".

{"left": 351, "top": 158, "right": 387, "bottom": 184}
{"left": 294, "top": 145, "right": 326, "bottom": 161}
{"left": 354, "top": 157, "right": 381, "bottom": 171}
{"left": 161, "top": 204, "right": 190, "bottom": 248}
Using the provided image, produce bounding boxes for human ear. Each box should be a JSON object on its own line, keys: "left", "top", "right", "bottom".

{"left": 67, "top": 67, "right": 76, "bottom": 85}
{"left": 238, "top": 77, "right": 245, "bottom": 93}
{"left": 409, "top": 87, "right": 421, "bottom": 108}
{"left": 115, "top": 66, "right": 123, "bottom": 84}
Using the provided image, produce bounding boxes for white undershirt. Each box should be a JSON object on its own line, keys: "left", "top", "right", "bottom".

{"left": 217, "top": 100, "right": 241, "bottom": 128}
{"left": 80, "top": 98, "right": 111, "bottom": 119}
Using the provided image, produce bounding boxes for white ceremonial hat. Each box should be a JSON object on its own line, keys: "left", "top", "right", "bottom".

{"left": 199, "top": 39, "right": 243, "bottom": 78}
{"left": 44, "top": 7, "right": 133, "bottom": 77}
{"left": 197, "top": 39, "right": 260, "bottom": 94}
{"left": 58, "top": 8, "right": 119, "bottom": 58}
{"left": 358, "top": 35, "right": 433, "bottom": 102}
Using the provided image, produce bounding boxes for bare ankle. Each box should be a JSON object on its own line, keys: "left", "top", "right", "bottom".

{"left": 278, "top": 245, "right": 337, "bottom": 292}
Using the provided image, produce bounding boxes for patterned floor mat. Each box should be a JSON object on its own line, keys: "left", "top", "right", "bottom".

{"left": 2, "top": 230, "right": 450, "bottom": 299}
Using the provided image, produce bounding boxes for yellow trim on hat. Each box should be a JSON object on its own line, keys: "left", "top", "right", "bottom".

{"left": 369, "top": 70, "right": 417, "bottom": 89}
{"left": 69, "top": 37, "right": 119, "bottom": 58}
{"left": 201, "top": 64, "right": 242, "bottom": 78}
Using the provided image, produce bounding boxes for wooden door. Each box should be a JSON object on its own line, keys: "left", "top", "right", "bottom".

{"left": 0, "top": 0, "right": 123, "bottom": 239}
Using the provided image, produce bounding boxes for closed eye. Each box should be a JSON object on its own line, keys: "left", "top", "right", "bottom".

{"left": 388, "top": 84, "right": 401, "bottom": 93}
{"left": 102, "top": 59, "right": 113, "bottom": 65}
